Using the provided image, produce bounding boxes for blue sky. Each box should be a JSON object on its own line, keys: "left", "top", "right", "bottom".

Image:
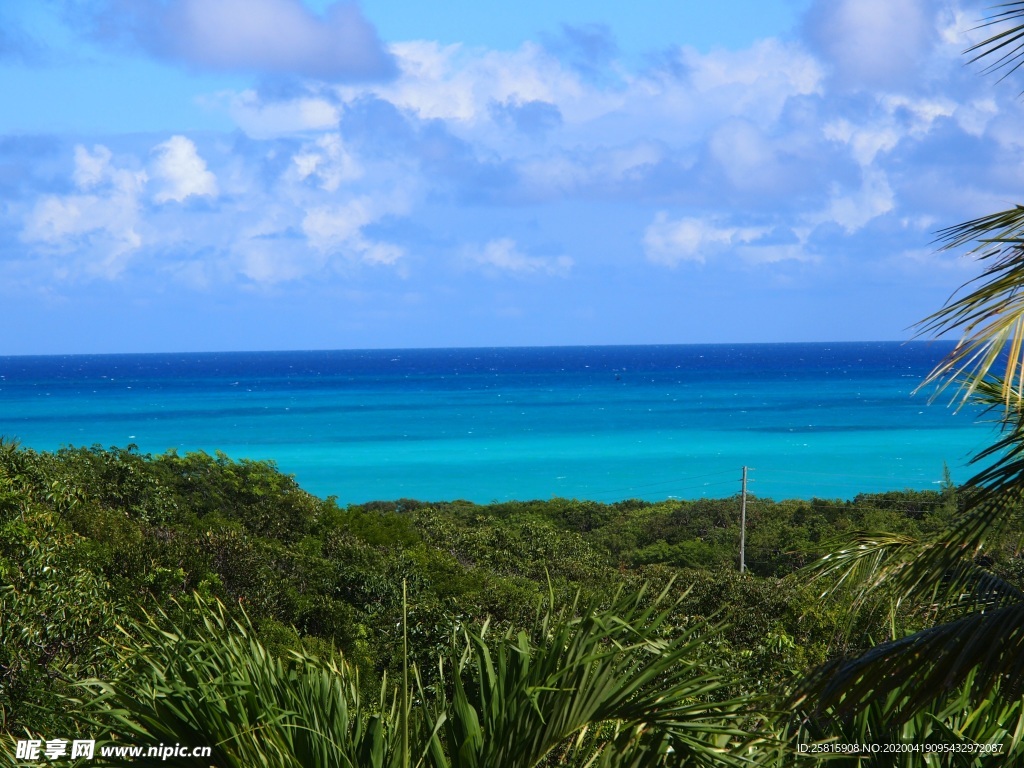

{"left": 0, "top": 0, "right": 1019, "bottom": 353}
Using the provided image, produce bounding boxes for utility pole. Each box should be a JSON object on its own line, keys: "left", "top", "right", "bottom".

{"left": 740, "top": 466, "right": 747, "bottom": 574}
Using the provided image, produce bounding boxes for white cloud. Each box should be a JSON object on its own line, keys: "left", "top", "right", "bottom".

{"left": 643, "top": 214, "right": 767, "bottom": 266}
{"left": 824, "top": 119, "right": 900, "bottom": 166}
{"left": 680, "top": 39, "right": 823, "bottom": 121}
{"left": 23, "top": 144, "right": 148, "bottom": 278}
{"left": 234, "top": 238, "right": 321, "bottom": 284}
{"left": 468, "top": 238, "right": 573, "bottom": 276}
{"left": 13, "top": 0, "right": 1019, "bottom": 301}
{"left": 736, "top": 243, "right": 817, "bottom": 265}
{"left": 955, "top": 97, "right": 998, "bottom": 137}
{"left": 90, "top": 0, "right": 394, "bottom": 80}
{"left": 819, "top": 168, "right": 895, "bottom": 233}
{"left": 221, "top": 89, "right": 341, "bottom": 139}
{"left": 823, "top": 93, "right": 956, "bottom": 168}
{"left": 303, "top": 197, "right": 377, "bottom": 250}
{"left": 72, "top": 145, "right": 113, "bottom": 188}
{"left": 880, "top": 94, "right": 956, "bottom": 133}
{"left": 151, "top": 135, "right": 217, "bottom": 203}
{"left": 346, "top": 40, "right": 596, "bottom": 127}
{"left": 291, "top": 133, "right": 362, "bottom": 192}
{"left": 708, "top": 120, "right": 781, "bottom": 190}
{"left": 805, "top": 0, "right": 934, "bottom": 89}
{"left": 296, "top": 195, "right": 408, "bottom": 279}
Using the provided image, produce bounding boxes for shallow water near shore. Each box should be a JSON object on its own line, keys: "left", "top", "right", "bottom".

{"left": 0, "top": 342, "right": 996, "bottom": 503}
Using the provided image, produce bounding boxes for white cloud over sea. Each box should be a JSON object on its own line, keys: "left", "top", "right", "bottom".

{"left": 1, "top": 0, "right": 1021, "bottom": 349}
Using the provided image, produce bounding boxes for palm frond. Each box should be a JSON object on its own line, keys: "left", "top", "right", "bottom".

{"left": 431, "top": 582, "right": 772, "bottom": 768}
{"left": 72, "top": 588, "right": 776, "bottom": 768}
{"left": 74, "top": 596, "right": 408, "bottom": 768}
{"left": 916, "top": 207, "right": 1024, "bottom": 408}
{"left": 964, "top": 2, "right": 1024, "bottom": 86}
{"left": 801, "top": 602, "right": 1024, "bottom": 722}
{"left": 799, "top": 473, "right": 1024, "bottom": 723}
{"left": 792, "top": 671, "right": 1024, "bottom": 766}
{"left": 807, "top": 529, "right": 1024, "bottom": 629}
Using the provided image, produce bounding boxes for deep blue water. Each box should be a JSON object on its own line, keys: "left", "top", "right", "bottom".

{"left": 0, "top": 342, "right": 997, "bottom": 503}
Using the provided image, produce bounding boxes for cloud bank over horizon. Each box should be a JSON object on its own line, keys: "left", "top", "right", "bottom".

{"left": 0, "top": 0, "right": 1019, "bottom": 352}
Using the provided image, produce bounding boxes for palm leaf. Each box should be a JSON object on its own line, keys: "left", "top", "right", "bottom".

{"left": 431, "top": 582, "right": 772, "bottom": 768}
{"left": 73, "top": 596, "right": 410, "bottom": 768}
{"left": 802, "top": 602, "right": 1024, "bottom": 722}
{"left": 792, "top": 671, "right": 1024, "bottom": 766}
{"left": 916, "top": 207, "right": 1024, "bottom": 408}
{"left": 808, "top": 528, "right": 1024, "bottom": 629}
{"left": 964, "top": 2, "right": 1024, "bottom": 86}
{"left": 71, "top": 588, "right": 776, "bottom": 767}
{"left": 797, "top": 411, "right": 1024, "bottom": 723}
{"left": 797, "top": 0, "right": 1024, "bottom": 742}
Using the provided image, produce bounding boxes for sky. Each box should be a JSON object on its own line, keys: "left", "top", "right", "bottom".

{"left": 1, "top": 0, "right": 1021, "bottom": 354}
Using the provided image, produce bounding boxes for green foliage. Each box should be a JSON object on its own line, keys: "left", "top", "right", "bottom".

{"left": 74, "top": 589, "right": 771, "bottom": 768}
{"left": 6, "top": 439, "right": 1023, "bottom": 762}
{"left": 788, "top": 673, "right": 1024, "bottom": 767}
{"left": 0, "top": 507, "right": 124, "bottom": 735}
{"left": 77, "top": 596, "right": 406, "bottom": 768}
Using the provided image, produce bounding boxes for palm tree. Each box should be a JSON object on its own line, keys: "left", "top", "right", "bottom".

{"left": 795, "top": 2, "right": 1024, "bottom": 732}
{"left": 918, "top": 2, "right": 1024, "bottom": 407}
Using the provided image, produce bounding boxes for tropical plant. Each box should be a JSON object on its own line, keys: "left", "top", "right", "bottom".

{"left": 74, "top": 598, "right": 408, "bottom": 768}
{"left": 794, "top": 1, "right": 1024, "bottom": 736}
{"left": 918, "top": 1, "right": 1024, "bottom": 407}
{"left": 789, "top": 672, "right": 1024, "bottom": 767}
{"left": 73, "top": 587, "right": 773, "bottom": 768}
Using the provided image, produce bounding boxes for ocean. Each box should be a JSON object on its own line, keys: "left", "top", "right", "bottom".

{"left": 0, "top": 342, "right": 998, "bottom": 504}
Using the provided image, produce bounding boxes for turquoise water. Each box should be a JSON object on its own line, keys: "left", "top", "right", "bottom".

{"left": 0, "top": 343, "right": 997, "bottom": 503}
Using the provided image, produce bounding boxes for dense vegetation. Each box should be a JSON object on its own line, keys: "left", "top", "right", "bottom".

{"left": 13, "top": 7, "right": 1024, "bottom": 766}
{"left": 4, "top": 440, "right": 1022, "bottom": 764}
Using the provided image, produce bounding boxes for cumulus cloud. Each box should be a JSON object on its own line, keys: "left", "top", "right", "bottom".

{"left": 673, "top": 39, "right": 823, "bottom": 125}
{"left": 72, "top": 144, "right": 113, "bottom": 188}
{"left": 23, "top": 144, "right": 147, "bottom": 278}
{"left": 14, "top": 133, "right": 416, "bottom": 287}
{"left": 804, "top": 0, "right": 936, "bottom": 89}
{"left": 300, "top": 195, "right": 407, "bottom": 272}
{"left": 819, "top": 168, "right": 895, "bottom": 233}
{"left": 291, "top": 133, "right": 362, "bottom": 191}
{"left": 643, "top": 214, "right": 768, "bottom": 266}
{"left": 820, "top": 92, "right": 958, "bottom": 177}
{"left": 206, "top": 190, "right": 409, "bottom": 285}
{"left": 955, "top": 97, "right": 998, "bottom": 137}
{"left": 11, "top": 0, "right": 1020, "bottom": 303}
{"left": 346, "top": 40, "right": 598, "bottom": 126}
{"left": 707, "top": 119, "right": 785, "bottom": 191}
{"left": 220, "top": 88, "right": 342, "bottom": 138}
{"left": 151, "top": 135, "right": 218, "bottom": 203}
{"left": 469, "top": 238, "right": 573, "bottom": 277}
{"left": 81, "top": 0, "right": 395, "bottom": 80}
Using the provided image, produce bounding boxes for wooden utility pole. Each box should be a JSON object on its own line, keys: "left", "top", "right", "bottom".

{"left": 740, "top": 466, "right": 747, "bottom": 574}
